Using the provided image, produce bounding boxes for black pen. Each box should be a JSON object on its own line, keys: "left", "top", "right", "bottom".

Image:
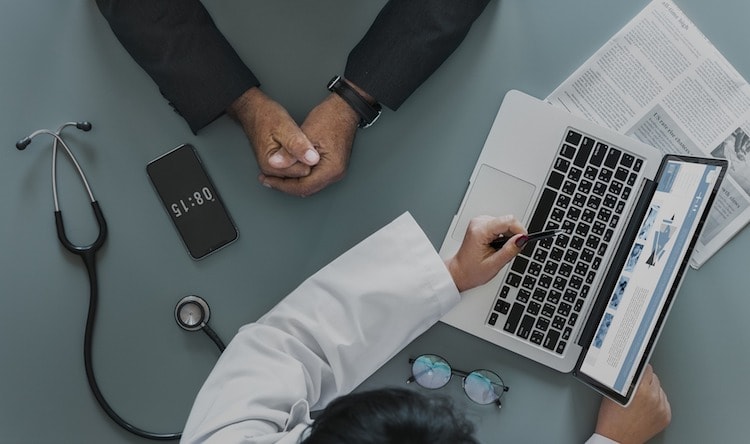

{"left": 489, "top": 228, "right": 566, "bottom": 250}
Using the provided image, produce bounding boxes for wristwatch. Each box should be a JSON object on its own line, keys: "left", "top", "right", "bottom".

{"left": 327, "top": 76, "right": 382, "bottom": 128}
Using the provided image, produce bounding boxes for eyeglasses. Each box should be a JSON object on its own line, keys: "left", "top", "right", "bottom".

{"left": 406, "top": 354, "right": 509, "bottom": 408}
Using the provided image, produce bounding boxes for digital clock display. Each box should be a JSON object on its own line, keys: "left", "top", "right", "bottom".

{"left": 147, "top": 144, "right": 238, "bottom": 259}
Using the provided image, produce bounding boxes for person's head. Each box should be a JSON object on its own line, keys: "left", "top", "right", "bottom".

{"left": 302, "top": 388, "right": 479, "bottom": 444}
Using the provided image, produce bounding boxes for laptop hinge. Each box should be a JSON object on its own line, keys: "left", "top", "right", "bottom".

{"left": 575, "top": 177, "right": 658, "bottom": 354}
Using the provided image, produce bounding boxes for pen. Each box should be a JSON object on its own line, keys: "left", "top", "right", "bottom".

{"left": 489, "top": 228, "right": 566, "bottom": 250}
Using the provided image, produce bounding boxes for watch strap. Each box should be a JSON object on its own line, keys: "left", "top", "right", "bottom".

{"left": 327, "top": 76, "right": 381, "bottom": 128}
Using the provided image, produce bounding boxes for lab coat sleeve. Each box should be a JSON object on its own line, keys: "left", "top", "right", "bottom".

{"left": 181, "top": 212, "right": 460, "bottom": 443}
{"left": 585, "top": 434, "right": 619, "bottom": 443}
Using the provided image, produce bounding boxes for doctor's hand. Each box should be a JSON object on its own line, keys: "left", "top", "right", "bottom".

{"left": 594, "top": 364, "right": 672, "bottom": 444}
{"left": 258, "top": 92, "right": 358, "bottom": 197}
{"left": 229, "top": 87, "right": 320, "bottom": 178}
{"left": 445, "top": 215, "right": 527, "bottom": 293}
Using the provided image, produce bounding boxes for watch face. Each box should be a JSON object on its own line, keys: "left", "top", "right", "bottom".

{"left": 147, "top": 144, "right": 238, "bottom": 259}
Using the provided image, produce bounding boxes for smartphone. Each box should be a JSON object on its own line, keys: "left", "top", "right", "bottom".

{"left": 146, "top": 144, "right": 238, "bottom": 260}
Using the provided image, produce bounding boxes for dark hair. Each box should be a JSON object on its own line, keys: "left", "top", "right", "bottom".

{"left": 302, "top": 387, "right": 479, "bottom": 444}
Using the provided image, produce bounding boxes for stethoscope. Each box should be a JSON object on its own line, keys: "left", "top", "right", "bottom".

{"left": 17, "top": 122, "right": 225, "bottom": 441}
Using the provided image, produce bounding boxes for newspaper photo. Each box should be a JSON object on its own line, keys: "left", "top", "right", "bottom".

{"left": 546, "top": 0, "right": 750, "bottom": 268}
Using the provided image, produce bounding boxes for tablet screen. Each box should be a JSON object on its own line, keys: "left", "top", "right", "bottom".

{"left": 576, "top": 156, "right": 726, "bottom": 404}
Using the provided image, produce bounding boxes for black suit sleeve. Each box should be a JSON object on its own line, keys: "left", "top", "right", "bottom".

{"left": 96, "top": 0, "right": 259, "bottom": 134}
{"left": 345, "top": 0, "right": 490, "bottom": 110}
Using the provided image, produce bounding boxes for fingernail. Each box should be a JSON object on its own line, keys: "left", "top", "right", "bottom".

{"left": 270, "top": 153, "right": 284, "bottom": 166}
{"left": 258, "top": 174, "right": 272, "bottom": 188}
{"left": 304, "top": 149, "right": 319, "bottom": 164}
{"left": 515, "top": 235, "right": 529, "bottom": 248}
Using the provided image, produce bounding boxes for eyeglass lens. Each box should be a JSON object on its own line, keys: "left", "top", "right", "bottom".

{"left": 409, "top": 354, "right": 507, "bottom": 405}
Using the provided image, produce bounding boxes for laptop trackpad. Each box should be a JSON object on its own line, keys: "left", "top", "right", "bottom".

{"left": 451, "top": 164, "right": 536, "bottom": 240}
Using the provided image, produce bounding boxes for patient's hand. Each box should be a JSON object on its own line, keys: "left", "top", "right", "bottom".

{"left": 444, "top": 215, "right": 527, "bottom": 292}
{"left": 594, "top": 364, "right": 672, "bottom": 444}
{"left": 229, "top": 87, "right": 320, "bottom": 179}
{"left": 258, "top": 92, "right": 358, "bottom": 197}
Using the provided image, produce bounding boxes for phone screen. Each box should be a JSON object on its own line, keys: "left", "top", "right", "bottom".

{"left": 146, "top": 144, "right": 238, "bottom": 259}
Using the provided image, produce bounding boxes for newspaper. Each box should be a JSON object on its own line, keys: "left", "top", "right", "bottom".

{"left": 546, "top": 0, "right": 750, "bottom": 268}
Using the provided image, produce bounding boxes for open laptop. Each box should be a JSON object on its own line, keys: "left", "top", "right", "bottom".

{"left": 439, "top": 90, "right": 727, "bottom": 405}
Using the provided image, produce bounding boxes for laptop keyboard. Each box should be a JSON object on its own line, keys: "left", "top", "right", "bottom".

{"left": 486, "top": 128, "right": 644, "bottom": 355}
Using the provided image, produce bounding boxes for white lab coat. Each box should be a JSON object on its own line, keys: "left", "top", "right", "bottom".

{"left": 180, "top": 213, "right": 615, "bottom": 444}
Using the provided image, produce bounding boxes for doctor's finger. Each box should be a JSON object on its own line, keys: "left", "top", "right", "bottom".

{"left": 483, "top": 215, "right": 527, "bottom": 241}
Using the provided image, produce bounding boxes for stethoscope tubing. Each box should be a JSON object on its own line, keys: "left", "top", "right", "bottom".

{"left": 19, "top": 124, "right": 182, "bottom": 440}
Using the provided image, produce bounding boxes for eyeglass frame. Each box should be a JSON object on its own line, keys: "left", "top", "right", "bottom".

{"left": 406, "top": 354, "right": 510, "bottom": 408}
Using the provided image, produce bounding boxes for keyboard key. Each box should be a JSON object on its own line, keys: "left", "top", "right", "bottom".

{"left": 495, "top": 299, "right": 511, "bottom": 314}
{"left": 518, "top": 315, "right": 534, "bottom": 339}
{"left": 615, "top": 167, "right": 629, "bottom": 181}
{"left": 536, "top": 316, "right": 550, "bottom": 331}
{"left": 552, "top": 316, "right": 566, "bottom": 330}
{"left": 556, "top": 341, "right": 567, "bottom": 355}
{"left": 499, "top": 286, "right": 510, "bottom": 299}
{"left": 621, "top": 153, "right": 634, "bottom": 167}
{"left": 559, "top": 263, "right": 573, "bottom": 277}
{"left": 562, "top": 180, "right": 577, "bottom": 195}
{"left": 609, "top": 180, "right": 623, "bottom": 196}
{"left": 550, "top": 247, "right": 565, "bottom": 262}
{"left": 581, "top": 136, "right": 596, "bottom": 151}
{"left": 568, "top": 313, "right": 579, "bottom": 326}
{"left": 553, "top": 158, "right": 570, "bottom": 173}
{"left": 517, "top": 289, "right": 531, "bottom": 303}
{"left": 558, "top": 302, "right": 571, "bottom": 316}
{"left": 543, "top": 329, "right": 561, "bottom": 351}
{"left": 538, "top": 274, "right": 552, "bottom": 289}
{"left": 489, "top": 312, "right": 499, "bottom": 325}
{"left": 565, "top": 130, "right": 582, "bottom": 146}
{"left": 548, "top": 289, "right": 561, "bottom": 304}
{"left": 511, "top": 256, "right": 529, "bottom": 274}
{"left": 527, "top": 300, "right": 540, "bottom": 315}
{"left": 560, "top": 143, "right": 577, "bottom": 159}
{"left": 572, "top": 193, "right": 586, "bottom": 207}
{"left": 530, "top": 330, "right": 545, "bottom": 345}
{"left": 504, "top": 303, "right": 524, "bottom": 333}
{"left": 574, "top": 140, "right": 593, "bottom": 167}
{"left": 542, "top": 303, "right": 556, "bottom": 318}
{"left": 584, "top": 166, "right": 598, "bottom": 180}
{"left": 578, "top": 179, "right": 593, "bottom": 194}
{"left": 604, "top": 147, "right": 621, "bottom": 168}
{"left": 522, "top": 275, "right": 536, "bottom": 290}
{"left": 568, "top": 167, "right": 582, "bottom": 181}
{"left": 532, "top": 288, "right": 546, "bottom": 302}
{"left": 591, "top": 142, "right": 607, "bottom": 165}
{"left": 506, "top": 272, "right": 522, "bottom": 287}
{"left": 528, "top": 188, "right": 557, "bottom": 233}
{"left": 548, "top": 170, "right": 565, "bottom": 189}
{"left": 544, "top": 261, "right": 558, "bottom": 275}
{"left": 562, "top": 327, "right": 572, "bottom": 340}
{"left": 528, "top": 262, "right": 542, "bottom": 276}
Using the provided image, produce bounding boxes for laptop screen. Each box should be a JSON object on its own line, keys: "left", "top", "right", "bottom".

{"left": 575, "top": 155, "right": 726, "bottom": 404}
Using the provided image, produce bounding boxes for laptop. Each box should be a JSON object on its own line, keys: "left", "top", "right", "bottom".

{"left": 439, "top": 90, "right": 727, "bottom": 405}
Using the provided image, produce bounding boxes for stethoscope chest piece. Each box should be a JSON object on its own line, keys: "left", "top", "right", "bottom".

{"left": 175, "top": 295, "right": 211, "bottom": 331}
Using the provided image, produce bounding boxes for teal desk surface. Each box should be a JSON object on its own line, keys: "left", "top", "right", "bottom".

{"left": 2, "top": 1, "right": 748, "bottom": 443}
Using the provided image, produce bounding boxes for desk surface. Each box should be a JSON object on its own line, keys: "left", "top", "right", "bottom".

{"left": 2, "top": 1, "right": 749, "bottom": 443}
